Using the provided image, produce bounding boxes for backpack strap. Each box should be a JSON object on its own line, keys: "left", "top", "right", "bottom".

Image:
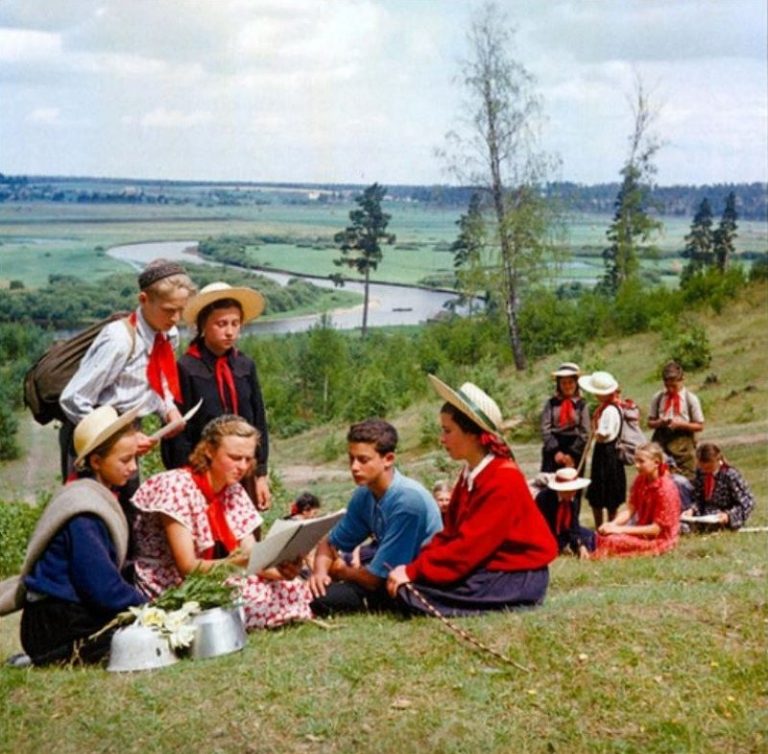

{"left": 121, "top": 316, "right": 137, "bottom": 362}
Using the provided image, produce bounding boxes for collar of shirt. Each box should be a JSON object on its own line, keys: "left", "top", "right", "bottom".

{"left": 461, "top": 453, "right": 495, "bottom": 492}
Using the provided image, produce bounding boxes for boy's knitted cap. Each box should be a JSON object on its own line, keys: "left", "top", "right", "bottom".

{"left": 138, "top": 259, "right": 187, "bottom": 290}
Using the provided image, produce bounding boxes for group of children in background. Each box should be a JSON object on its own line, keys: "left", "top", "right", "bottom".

{"left": 535, "top": 359, "right": 755, "bottom": 560}
{"left": 0, "top": 258, "right": 757, "bottom": 668}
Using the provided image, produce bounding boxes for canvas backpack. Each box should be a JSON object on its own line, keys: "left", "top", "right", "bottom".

{"left": 615, "top": 398, "right": 648, "bottom": 465}
{"left": 23, "top": 312, "right": 135, "bottom": 425}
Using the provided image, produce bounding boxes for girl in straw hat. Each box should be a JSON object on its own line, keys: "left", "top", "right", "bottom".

{"left": 540, "top": 362, "right": 590, "bottom": 473}
{"left": 386, "top": 376, "right": 557, "bottom": 616}
{"left": 1, "top": 406, "right": 146, "bottom": 665}
{"left": 535, "top": 468, "right": 595, "bottom": 558}
{"left": 578, "top": 370, "right": 626, "bottom": 529}
{"left": 133, "top": 415, "right": 312, "bottom": 630}
{"left": 162, "top": 281, "right": 272, "bottom": 511}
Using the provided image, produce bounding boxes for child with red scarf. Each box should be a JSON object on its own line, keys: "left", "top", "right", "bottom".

{"left": 579, "top": 371, "right": 626, "bottom": 529}
{"left": 540, "top": 362, "right": 590, "bottom": 472}
{"left": 162, "top": 282, "right": 272, "bottom": 511}
{"left": 682, "top": 442, "right": 755, "bottom": 530}
{"left": 648, "top": 361, "right": 704, "bottom": 480}
{"left": 593, "top": 442, "right": 680, "bottom": 558}
{"left": 132, "top": 416, "right": 312, "bottom": 629}
{"left": 387, "top": 376, "right": 557, "bottom": 617}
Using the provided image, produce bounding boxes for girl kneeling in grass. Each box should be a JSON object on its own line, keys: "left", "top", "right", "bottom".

{"left": 593, "top": 442, "right": 680, "bottom": 559}
{"left": 132, "top": 415, "right": 312, "bottom": 629}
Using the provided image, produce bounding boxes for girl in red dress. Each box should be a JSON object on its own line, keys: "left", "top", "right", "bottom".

{"left": 593, "top": 442, "right": 680, "bottom": 559}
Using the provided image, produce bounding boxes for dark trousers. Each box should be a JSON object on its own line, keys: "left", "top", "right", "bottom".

{"left": 309, "top": 581, "right": 402, "bottom": 617}
{"left": 21, "top": 597, "right": 118, "bottom": 666}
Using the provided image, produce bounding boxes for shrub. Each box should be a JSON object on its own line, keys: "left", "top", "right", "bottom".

{"left": 0, "top": 500, "right": 43, "bottom": 577}
{"left": 666, "top": 325, "right": 713, "bottom": 372}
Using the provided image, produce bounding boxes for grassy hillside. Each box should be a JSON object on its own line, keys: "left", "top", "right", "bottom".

{"left": 0, "top": 285, "right": 766, "bottom": 754}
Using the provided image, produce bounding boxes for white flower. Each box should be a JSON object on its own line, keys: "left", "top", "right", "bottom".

{"left": 167, "top": 623, "right": 197, "bottom": 650}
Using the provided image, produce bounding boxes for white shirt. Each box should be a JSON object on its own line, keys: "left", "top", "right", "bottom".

{"left": 596, "top": 404, "right": 621, "bottom": 442}
{"left": 60, "top": 308, "right": 179, "bottom": 423}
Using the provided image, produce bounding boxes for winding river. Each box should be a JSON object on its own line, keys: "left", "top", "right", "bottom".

{"left": 108, "top": 240, "right": 465, "bottom": 334}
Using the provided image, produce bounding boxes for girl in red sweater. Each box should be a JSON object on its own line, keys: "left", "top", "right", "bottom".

{"left": 387, "top": 376, "right": 557, "bottom": 616}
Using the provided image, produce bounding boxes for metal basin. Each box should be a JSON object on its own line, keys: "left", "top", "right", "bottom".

{"left": 190, "top": 606, "right": 246, "bottom": 660}
{"left": 107, "top": 624, "right": 179, "bottom": 672}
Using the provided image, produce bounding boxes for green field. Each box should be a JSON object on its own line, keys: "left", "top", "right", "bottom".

{"left": 1, "top": 201, "right": 765, "bottom": 289}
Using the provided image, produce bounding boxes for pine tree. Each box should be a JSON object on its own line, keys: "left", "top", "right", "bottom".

{"left": 713, "top": 191, "right": 738, "bottom": 272}
{"left": 333, "top": 183, "right": 396, "bottom": 337}
{"left": 682, "top": 197, "right": 714, "bottom": 280}
{"left": 601, "top": 79, "right": 662, "bottom": 295}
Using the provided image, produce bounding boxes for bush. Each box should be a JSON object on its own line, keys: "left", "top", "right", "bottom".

{"left": 0, "top": 500, "right": 43, "bottom": 577}
{"left": 666, "top": 325, "right": 713, "bottom": 372}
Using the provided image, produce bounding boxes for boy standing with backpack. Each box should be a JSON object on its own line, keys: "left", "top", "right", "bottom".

{"left": 59, "top": 260, "right": 197, "bottom": 486}
{"left": 647, "top": 361, "right": 704, "bottom": 481}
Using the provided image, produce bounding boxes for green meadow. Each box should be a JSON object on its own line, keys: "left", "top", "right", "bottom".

{"left": 1, "top": 201, "right": 765, "bottom": 289}
{"left": 1, "top": 276, "right": 766, "bottom": 753}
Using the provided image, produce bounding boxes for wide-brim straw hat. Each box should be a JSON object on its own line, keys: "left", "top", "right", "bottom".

{"left": 546, "top": 467, "right": 591, "bottom": 492}
{"left": 428, "top": 374, "right": 503, "bottom": 435}
{"left": 184, "top": 282, "right": 266, "bottom": 328}
{"left": 578, "top": 370, "right": 619, "bottom": 396}
{"left": 551, "top": 362, "right": 581, "bottom": 378}
{"left": 74, "top": 405, "right": 140, "bottom": 469}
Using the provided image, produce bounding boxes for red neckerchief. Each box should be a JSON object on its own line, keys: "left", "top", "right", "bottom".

{"left": 703, "top": 462, "right": 725, "bottom": 500}
{"left": 558, "top": 398, "right": 575, "bottom": 427}
{"left": 479, "top": 432, "right": 513, "bottom": 459}
{"left": 187, "top": 341, "right": 239, "bottom": 414}
{"left": 663, "top": 390, "right": 682, "bottom": 415}
{"left": 555, "top": 495, "right": 573, "bottom": 534}
{"left": 188, "top": 467, "right": 238, "bottom": 558}
{"left": 131, "top": 312, "right": 181, "bottom": 403}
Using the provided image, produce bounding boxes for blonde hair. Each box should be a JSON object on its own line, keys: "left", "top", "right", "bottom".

{"left": 432, "top": 480, "right": 451, "bottom": 495}
{"left": 634, "top": 441, "right": 665, "bottom": 466}
{"left": 188, "top": 415, "right": 259, "bottom": 473}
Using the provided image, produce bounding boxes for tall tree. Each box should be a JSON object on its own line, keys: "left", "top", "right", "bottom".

{"left": 442, "top": 2, "right": 558, "bottom": 370}
{"left": 333, "top": 183, "right": 396, "bottom": 337}
{"left": 450, "top": 192, "right": 490, "bottom": 316}
{"left": 601, "top": 77, "right": 663, "bottom": 295}
{"left": 682, "top": 197, "right": 714, "bottom": 280}
{"left": 713, "top": 191, "right": 738, "bottom": 272}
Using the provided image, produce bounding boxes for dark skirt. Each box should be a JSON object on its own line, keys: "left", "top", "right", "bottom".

{"left": 397, "top": 567, "right": 550, "bottom": 618}
{"left": 587, "top": 440, "right": 626, "bottom": 512}
{"left": 21, "top": 597, "right": 118, "bottom": 666}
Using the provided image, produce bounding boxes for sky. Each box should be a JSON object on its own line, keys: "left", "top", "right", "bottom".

{"left": 1, "top": 0, "right": 766, "bottom": 187}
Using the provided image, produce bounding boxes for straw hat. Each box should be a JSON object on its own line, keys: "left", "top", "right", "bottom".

{"left": 428, "top": 374, "right": 502, "bottom": 435}
{"left": 546, "top": 467, "right": 591, "bottom": 492}
{"left": 578, "top": 370, "right": 619, "bottom": 396}
{"left": 551, "top": 362, "right": 581, "bottom": 378}
{"left": 184, "top": 282, "right": 266, "bottom": 328}
{"left": 74, "top": 405, "right": 140, "bottom": 469}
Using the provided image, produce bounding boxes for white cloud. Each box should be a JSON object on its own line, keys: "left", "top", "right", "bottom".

{"left": 0, "top": 27, "right": 62, "bottom": 61}
{"left": 27, "top": 107, "right": 61, "bottom": 125}
{"left": 139, "top": 108, "right": 213, "bottom": 129}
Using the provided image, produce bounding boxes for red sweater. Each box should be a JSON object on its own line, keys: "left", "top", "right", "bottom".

{"left": 406, "top": 456, "right": 557, "bottom": 584}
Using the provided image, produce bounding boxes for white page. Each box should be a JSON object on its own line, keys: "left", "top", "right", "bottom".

{"left": 149, "top": 399, "right": 203, "bottom": 441}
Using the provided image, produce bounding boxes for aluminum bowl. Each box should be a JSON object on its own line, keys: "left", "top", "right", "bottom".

{"left": 107, "top": 624, "right": 179, "bottom": 672}
{"left": 190, "top": 606, "right": 246, "bottom": 660}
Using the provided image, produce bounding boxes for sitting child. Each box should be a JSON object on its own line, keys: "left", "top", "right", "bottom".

{"left": 535, "top": 468, "right": 595, "bottom": 558}
{"left": 432, "top": 480, "right": 453, "bottom": 518}
{"left": 593, "top": 442, "right": 680, "bottom": 559}
{"left": 286, "top": 492, "right": 322, "bottom": 520}
{"left": 682, "top": 442, "right": 755, "bottom": 530}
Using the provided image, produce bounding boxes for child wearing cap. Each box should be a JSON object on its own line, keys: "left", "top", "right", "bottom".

{"left": 647, "top": 361, "right": 704, "bottom": 480}
{"left": 579, "top": 370, "right": 627, "bottom": 529}
{"left": 161, "top": 281, "right": 272, "bottom": 511}
{"left": 59, "top": 259, "right": 197, "bottom": 485}
{"left": 540, "top": 362, "right": 590, "bottom": 473}
{"left": 387, "top": 376, "right": 557, "bottom": 616}
{"left": 0, "top": 406, "right": 146, "bottom": 665}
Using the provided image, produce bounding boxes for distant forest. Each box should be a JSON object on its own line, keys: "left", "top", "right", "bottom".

{"left": 1, "top": 172, "right": 766, "bottom": 220}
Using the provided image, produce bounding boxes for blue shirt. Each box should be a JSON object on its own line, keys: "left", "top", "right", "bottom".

{"left": 24, "top": 514, "right": 146, "bottom": 613}
{"left": 328, "top": 470, "right": 442, "bottom": 579}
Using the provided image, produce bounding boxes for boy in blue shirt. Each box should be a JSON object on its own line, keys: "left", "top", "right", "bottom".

{"left": 309, "top": 419, "right": 442, "bottom": 616}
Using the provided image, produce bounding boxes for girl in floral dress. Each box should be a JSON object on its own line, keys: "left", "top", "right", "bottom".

{"left": 132, "top": 415, "right": 312, "bottom": 629}
{"left": 593, "top": 442, "right": 680, "bottom": 559}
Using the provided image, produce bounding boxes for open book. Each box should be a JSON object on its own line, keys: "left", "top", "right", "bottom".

{"left": 246, "top": 508, "right": 346, "bottom": 575}
{"left": 149, "top": 399, "right": 203, "bottom": 441}
{"left": 680, "top": 513, "right": 723, "bottom": 525}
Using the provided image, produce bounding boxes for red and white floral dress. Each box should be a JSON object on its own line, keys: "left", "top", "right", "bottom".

{"left": 132, "top": 469, "right": 312, "bottom": 629}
